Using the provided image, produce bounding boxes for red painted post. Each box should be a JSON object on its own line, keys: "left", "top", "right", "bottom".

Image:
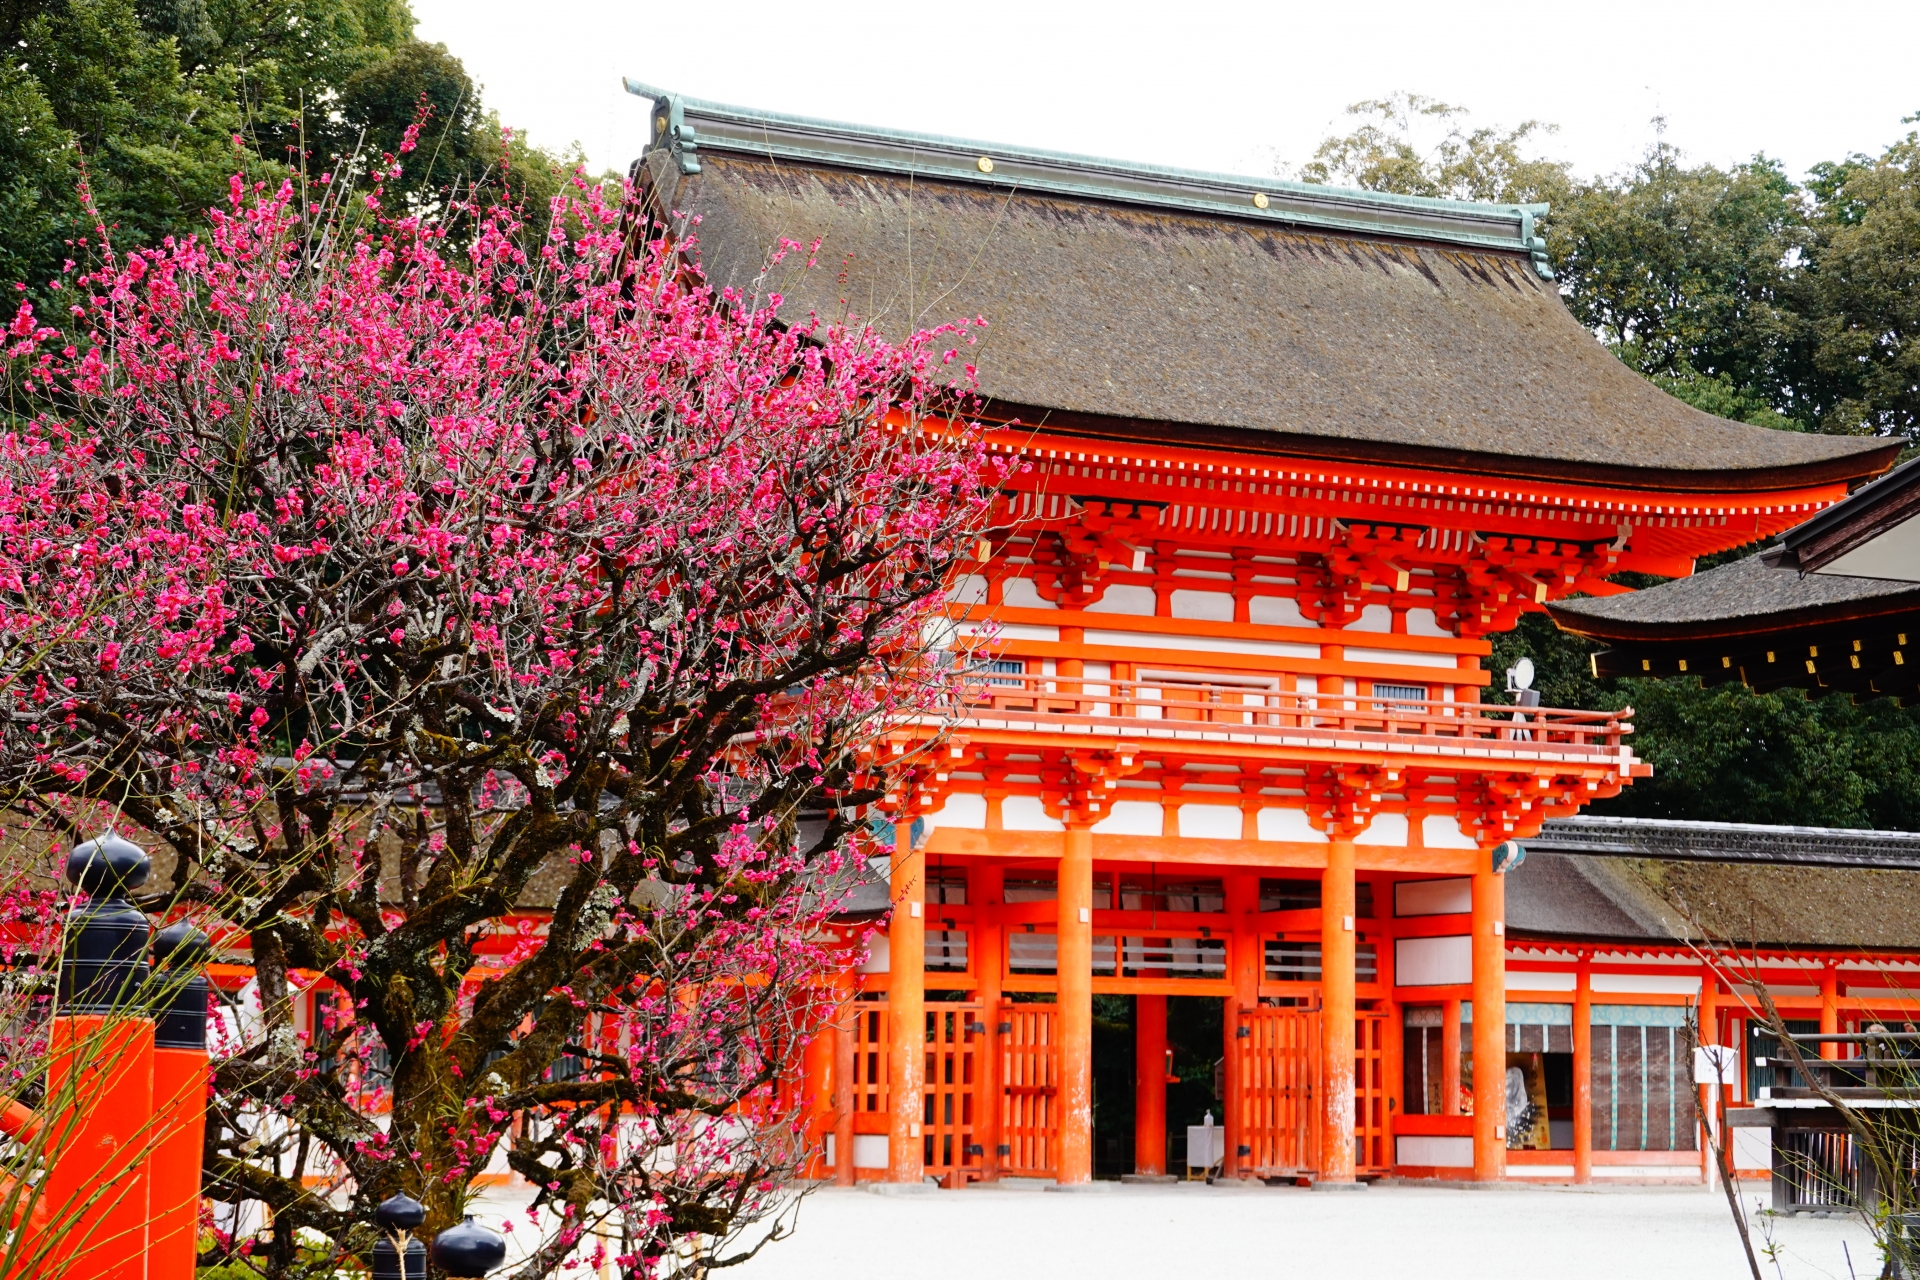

{"left": 23, "top": 834, "right": 160, "bottom": 1280}
{"left": 41, "top": 1015, "right": 155, "bottom": 1280}
{"left": 1318, "top": 838, "right": 1357, "bottom": 1183}
{"left": 1135, "top": 994, "right": 1168, "bottom": 1176}
{"left": 148, "top": 924, "right": 212, "bottom": 1280}
{"left": 1470, "top": 859, "right": 1506, "bottom": 1182}
{"left": 1573, "top": 954, "right": 1592, "bottom": 1184}
{"left": 1056, "top": 824, "right": 1095, "bottom": 1185}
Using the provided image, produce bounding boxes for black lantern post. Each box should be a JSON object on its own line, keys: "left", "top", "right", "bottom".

{"left": 60, "top": 832, "right": 153, "bottom": 1012}
{"left": 369, "top": 1193, "right": 508, "bottom": 1278}
{"left": 372, "top": 1192, "right": 428, "bottom": 1280}
{"left": 431, "top": 1216, "right": 509, "bottom": 1276}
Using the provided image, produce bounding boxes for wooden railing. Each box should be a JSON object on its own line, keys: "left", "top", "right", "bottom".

{"left": 941, "top": 671, "right": 1632, "bottom": 756}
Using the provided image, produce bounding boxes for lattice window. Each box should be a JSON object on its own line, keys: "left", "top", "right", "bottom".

{"left": 1372, "top": 682, "right": 1429, "bottom": 711}
{"left": 1263, "top": 940, "right": 1379, "bottom": 982}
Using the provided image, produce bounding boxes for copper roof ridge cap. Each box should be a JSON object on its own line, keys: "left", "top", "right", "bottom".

{"left": 624, "top": 78, "right": 1554, "bottom": 270}
{"left": 1545, "top": 814, "right": 1920, "bottom": 843}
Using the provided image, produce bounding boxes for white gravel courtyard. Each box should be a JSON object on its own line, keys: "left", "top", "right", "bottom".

{"left": 724, "top": 1180, "right": 1877, "bottom": 1280}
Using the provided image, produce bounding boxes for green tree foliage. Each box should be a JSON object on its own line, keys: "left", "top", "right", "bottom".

{"left": 1799, "top": 122, "right": 1920, "bottom": 439}
{"left": 1296, "top": 93, "right": 1573, "bottom": 207}
{"left": 1484, "top": 615, "right": 1920, "bottom": 829}
{"left": 1304, "top": 100, "right": 1920, "bottom": 829}
{"left": 0, "top": 0, "right": 578, "bottom": 313}
{"left": 1553, "top": 145, "right": 1810, "bottom": 430}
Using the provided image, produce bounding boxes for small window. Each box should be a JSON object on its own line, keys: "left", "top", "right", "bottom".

{"left": 1373, "top": 683, "right": 1428, "bottom": 712}
{"left": 1008, "top": 928, "right": 1057, "bottom": 974}
{"left": 983, "top": 658, "right": 1026, "bottom": 686}
{"left": 926, "top": 929, "right": 968, "bottom": 972}
{"left": 1004, "top": 874, "right": 1057, "bottom": 903}
{"left": 1263, "top": 940, "right": 1378, "bottom": 982}
{"left": 1260, "top": 878, "right": 1320, "bottom": 911}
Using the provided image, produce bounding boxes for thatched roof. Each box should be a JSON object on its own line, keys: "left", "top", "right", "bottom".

{"left": 624, "top": 84, "right": 1893, "bottom": 490}
{"left": 1510, "top": 851, "right": 1920, "bottom": 951}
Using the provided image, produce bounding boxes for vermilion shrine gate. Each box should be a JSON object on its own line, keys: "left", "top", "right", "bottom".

{"left": 621, "top": 82, "right": 1896, "bottom": 1189}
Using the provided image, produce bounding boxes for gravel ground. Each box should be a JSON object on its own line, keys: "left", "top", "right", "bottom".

{"left": 473, "top": 1178, "right": 1880, "bottom": 1280}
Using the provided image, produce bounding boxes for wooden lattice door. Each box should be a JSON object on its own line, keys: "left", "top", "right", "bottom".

{"left": 924, "top": 1003, "right": 984, "bottom": 1177}
{"left": 1236, "top": 1007, "right": 1320, "bottom": 1176}
{"left": 1355, "top": 1010, "right": 1389, "bottom": 1174}
{"left": 999, "top": 1005, "right": 1060, "bottom": 1176}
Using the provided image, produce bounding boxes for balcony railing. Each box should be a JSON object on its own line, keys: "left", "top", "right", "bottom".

{"left": 923, "top": 671, "right": 1633, "bottom": 764}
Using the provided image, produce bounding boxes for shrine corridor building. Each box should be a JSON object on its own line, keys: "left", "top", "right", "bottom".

{"left": 626, "top": 82, "right": 1898, "bottom": 1187}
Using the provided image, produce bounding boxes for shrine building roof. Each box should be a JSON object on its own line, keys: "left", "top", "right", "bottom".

{"left": 1550, "top": 457, "right": 1920, "bottom": 699}
{"left": 1514, "top": 817, "right": 1920, "bottom": 951}
{"left": 625, "top": 80, "right": 1895, "bottom": 493}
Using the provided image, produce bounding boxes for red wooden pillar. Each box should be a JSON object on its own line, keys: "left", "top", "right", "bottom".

{"left": 970, "top": 863, "right": 1006, "bottom": 1181}
{"left": 1223, "top": 873, "right": 1259, "bottom": 1177}
{"left": 887, "top": 819, "right": 926, "bottom": 1183}
{"left": 1057, "top": 824, "right": 1095, "bottom": 1184}
{"left": 1820, "top": 965, "right": 1840, "bottom": 1060}
{"left": 1573, "top": 954, "right": 1592, "bottom": 1184}
{"left": 42, "top": 1014, "right": 155, "bottom": 1280}
{"left": 1319, "top": 838, "right": 1357, "bottom": 1183}
{"left": 1135, "top": 994, "right": 1168, "bottom": 1176}
{"left": 1442, "top": 997, "right": 1463, "bottom": 1117}
{"left": 1470, "top": 860, "right": 1507, "bottom": 1182}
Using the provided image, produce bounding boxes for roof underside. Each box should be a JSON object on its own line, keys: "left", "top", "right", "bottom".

{"left": 638, "top": 147, "right": 1889, "bottom": 489}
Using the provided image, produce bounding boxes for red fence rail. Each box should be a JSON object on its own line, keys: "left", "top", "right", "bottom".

{"left": 945, "top": 671, "right": 1631, "bottom": 755}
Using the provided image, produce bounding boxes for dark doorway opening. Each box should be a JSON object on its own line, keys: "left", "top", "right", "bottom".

{"left": 1166, "top": 995, "right": 1224, "bottom": 1172}
{"left": 1089, "top": 994, "right": 1228, "bottom": 1177}
{"left": 1092, "top": 995, "right": 1133, "bottom": 1178}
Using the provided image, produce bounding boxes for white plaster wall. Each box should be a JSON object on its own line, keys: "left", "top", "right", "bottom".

{"left": 861, "top": 935, "right": 891, "bottom": 974}
{"left": 1177, "top": 803, "right": 1243, "bottom": 839}
{"left": 852, "top": 1135, "right": 889, "bottom": 1169}
{"left": 1407, "top": 607, "right": 1452, "bottom": 637}
{"left": 1396, "top": 1135, "right": 1473, "bottom": 1167}
{"left": 1396, "top": 935, "right": 1473, "bottom": 985}
{"left": 1257, "top": 807, "right": 1328, "bottom": 843}
{"left": 1591, "top": 973, "right": 1703, "bottom": 995}
{"left": 1422, "top": 814, "right": 1480, "bottom": 849}
{"left": 1091, "top": 800, "right": 1164, "bottom": 836}
{"left": 1355, "top": 813, "right": 1410, "bottom": 846}
{"left": 1395, "top": 877, "right": 1472, "bottom": 915}
{"left": 1249, "top": 595, "right": 1316, "bottom": 627}
{"left": 948, "top": 573, "right": 988, "bottom": 604}
{"left": 1170, "top": 589, "right": 1235, "bottom": 621}
{"left": 1085, "top": 584, "right": 1156, "bottom": 615}
{"left": 1733, "top": 1127, "right": 1773, "bottom": 1170}
{"left": 1001, "top": 578, "right": 1057, "bottom": 609}
{"left": 1348, "top": 647, "right": 1460, "bottom": 669}
{"left": 928, "top": 792, "right": 986, "bottom": 831}
{"left": 1348, "top": 604, "right": 1392, "bottom": 633}
{"left": 1001, "top": 794, "right": 1065, "bottom": 832}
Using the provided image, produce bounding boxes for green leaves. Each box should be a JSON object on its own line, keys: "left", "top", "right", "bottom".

{"left": 1486, "top": 612, "right": 1920, "bottom": 830}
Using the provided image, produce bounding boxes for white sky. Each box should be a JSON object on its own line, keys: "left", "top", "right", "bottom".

{"left": 414, "top": 0, "right": 1920, "bottom": 190}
